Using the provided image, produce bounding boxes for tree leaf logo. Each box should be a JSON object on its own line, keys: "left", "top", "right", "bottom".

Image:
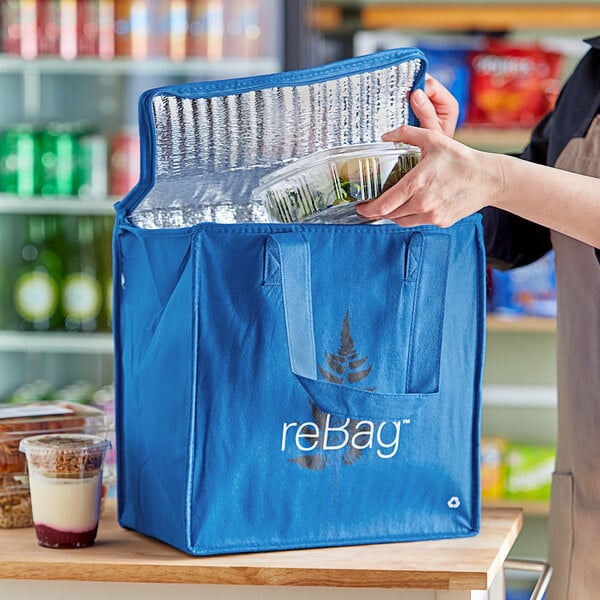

{"left": 291, "top": 310, "right": 375, "bottom": 471}
{"left": 318, "top": 310, "right": 375, "bottom": 390}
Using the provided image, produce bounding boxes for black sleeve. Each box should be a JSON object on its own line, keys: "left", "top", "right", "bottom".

{"left": 482, "top": 111, "right": 554, "bottom": 270}
{"left": 481, "top": 207, "right": 552, "bottom": 270}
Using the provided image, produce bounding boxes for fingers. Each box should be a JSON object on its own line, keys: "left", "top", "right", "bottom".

{"left": 400, "top": 74, "right": 459, "bottom": 138}
{"left": 356, "top": 167, "right": 418, "bottom": 219}
{"left": 381, "top": 124, "right": 433, "bottom": 149}
{"left": 357, "top": 191, "right": 434, "bottom": 227}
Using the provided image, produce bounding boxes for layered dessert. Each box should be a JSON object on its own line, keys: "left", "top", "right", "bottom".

{"left": 19, "top": 434, "right": 110, "bottom": 548}
{"left": 29, "top": 470, "right": 102, "bottom": 547}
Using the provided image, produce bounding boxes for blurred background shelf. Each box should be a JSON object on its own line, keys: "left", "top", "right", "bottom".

{"left": 482, "top": 384, "right": 556, "bottom": 408}
{"left": 455, "top": 127, "right": 532, "bottom": 153}
{"left": 0, "top": 194, "right": 118, "bottom": 215}
{"left": 483, "top": 499, "right": 550, "bottom": 517}
{"left": 0, "top": 331, "right": 113, "bottom": 354}
{"left": 308, "top": 1, "right": 600, "bottom": 32}
{"left": 0, "top": 54, "right": 281, "bottom": 78}
{"left": 486, "top": 314, "right": 556, "bottom": 333}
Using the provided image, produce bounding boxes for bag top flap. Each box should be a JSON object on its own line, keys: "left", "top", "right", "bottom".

{"left": 116, "top": 48, "right": 427, "bottom": 229}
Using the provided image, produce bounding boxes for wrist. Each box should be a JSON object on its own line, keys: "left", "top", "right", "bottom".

{"left": 484, "top": 152, "right": 510, "bottom": 210}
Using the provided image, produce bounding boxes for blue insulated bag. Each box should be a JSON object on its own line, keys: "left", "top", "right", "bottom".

{"left": 113, "top": 48, "right": 486, "bottom": 555}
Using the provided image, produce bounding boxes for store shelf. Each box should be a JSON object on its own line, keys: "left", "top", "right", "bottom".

{"left": 455, "top": 127, "right": 532, "bottom": 153}
{"left": 309, "top": 2, "right": 600, "bottom": 32}
{"left": 0, "top": 194, "right": 118, "bottom": 216}
{"left": 0, "top": 331, "right": 113, "bottom": 354}
{"left": 486, "top": 314, "right": 556, "bottom": 333}
{"left": 482, "top": 384, "right": 556, "bottom": 408}
{"left": 0, "top": 55, "right": 281, "bottom": 78}
{"left": 483, "top": 498, "right": 549, "bottom": 517}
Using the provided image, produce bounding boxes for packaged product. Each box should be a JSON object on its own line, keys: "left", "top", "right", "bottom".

{"left": 0, "top": 401, "right": 108, "bottom": 474}
{"left": 481, "top": 437, "right": 507, "bottom": 500}
{"left": 468, "top": 40, "right": 562, "bottom": 128}
{"left": 418, "top": 38, "right": 478, "bottom": 127}
{"left": 0, "top": 475, "right": 32, "bottom": 529}
{"left": 505, "top": 444, "right": 556, "bottom": 501}
{"left": 488, "top": 251, "right": 557, "bottom": 318}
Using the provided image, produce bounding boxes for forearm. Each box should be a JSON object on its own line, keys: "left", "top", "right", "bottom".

{"left": 491, "top": 153, "right": 600, "bottom": 249}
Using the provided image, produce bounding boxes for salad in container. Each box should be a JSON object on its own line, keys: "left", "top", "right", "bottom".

{"left": 253, "top": 142, "right": 421, "bottom": 224}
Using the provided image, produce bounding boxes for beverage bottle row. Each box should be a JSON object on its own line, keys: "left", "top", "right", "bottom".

{"left": 1, "top": 0, "right": 280, "bottom": 61}
{"left": 0, "top": 213, "right": 113, "bottom": 333}
{"left": 0, "top": 121, "right": 139, "bottom": 198}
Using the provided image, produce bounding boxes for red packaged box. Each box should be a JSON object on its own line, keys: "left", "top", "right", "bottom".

{"left": 468, "top": 40, "right": 563, "bottom": 128}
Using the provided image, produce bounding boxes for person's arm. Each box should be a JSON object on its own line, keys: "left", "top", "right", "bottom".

{"left": 406, "top": 74, "right": 552, "bottom": 268}
{"left": 357, "top": 125, "right": 600, "bottom": 249}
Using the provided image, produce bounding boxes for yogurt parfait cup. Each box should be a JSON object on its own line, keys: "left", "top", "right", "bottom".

{"left": 19, "top": 433, "right": 111, "bottom": 549}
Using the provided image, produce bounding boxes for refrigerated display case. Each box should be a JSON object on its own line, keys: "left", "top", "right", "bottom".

{"left": 0, "top": 0, "right": 284, "bottom": 401}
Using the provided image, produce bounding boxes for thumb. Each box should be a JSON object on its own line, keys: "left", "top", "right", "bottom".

{"left": 409, "top": 87, "right": 442, "bottom": 132}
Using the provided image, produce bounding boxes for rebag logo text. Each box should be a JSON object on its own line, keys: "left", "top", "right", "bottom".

{"left": 285, "top": 311, "right": 408, "bottom": 470}
{"left": 281, "top": 415, "right": 404, "bottom": 459}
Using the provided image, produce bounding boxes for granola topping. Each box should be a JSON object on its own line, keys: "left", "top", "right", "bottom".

{"left": 20, "top": 434, "right": 110, "bottom": 476}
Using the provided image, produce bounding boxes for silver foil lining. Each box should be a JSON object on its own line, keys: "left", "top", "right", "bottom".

{"left": 131, "top": 59, "right": 422, "bottom": 229}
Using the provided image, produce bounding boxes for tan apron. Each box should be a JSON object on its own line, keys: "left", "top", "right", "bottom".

{"left": 547, "top": 114, "right": 600, "bottom": 599}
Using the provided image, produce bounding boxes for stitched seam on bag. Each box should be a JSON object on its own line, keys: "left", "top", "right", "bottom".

{"left": 189, "top": 526, "right": 478, "bottom": 554}
{"left": 172, "top": 217, "right": 480, "bottom": 236}
{"left": 122, "top": 227, "right": 195, "bottom": 239}
{"left": 186, "top": 232, "right": 202, "bottom": 548}
{"left": 155, "top": 54, "right": 423, "bottom": 98}
{"left": 405, "top": 239, "right": 424, "bottom": 394}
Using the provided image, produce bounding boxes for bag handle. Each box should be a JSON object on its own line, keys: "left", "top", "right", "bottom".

{"left": 270, "top": 232, "right": 438, "bottom": 421}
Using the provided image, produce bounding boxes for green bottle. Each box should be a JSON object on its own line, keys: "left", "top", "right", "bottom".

{"left": 94, "top": 215, "right": 114, "bottom": 332}
{"left": 13, "top": 215, "right": 63, "bottom": 331}
{"left": 0, "top": 216, "right": 23, "bottom": 330}
{"left": 61, "top": 216, "right": 103, "bottom": 332}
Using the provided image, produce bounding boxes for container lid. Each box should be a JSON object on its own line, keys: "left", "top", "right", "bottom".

{"left": 254, "top": 142, "right": 420, "bottom": 195}
{"left": 19, "top": 433, "right": 111, "bottom": 455}
{"left": 0, "top": 401, "right": 108, "bottom": 441}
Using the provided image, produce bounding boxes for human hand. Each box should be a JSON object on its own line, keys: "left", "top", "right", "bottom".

{"left": 356, "top": 125, "right": 503, "bottom": 228}
{"left": 408, "top": 74, "right": 459, "bottom": 138}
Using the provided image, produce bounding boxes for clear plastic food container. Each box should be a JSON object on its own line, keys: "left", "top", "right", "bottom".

{"left": 0, "top": 475, "right": 32, "bottom": 529}
{"left": 0, "top": 401, "right": 109, "bottom": 475}
{"left": 253, "top": 142, "right": 421, "bottom": 224}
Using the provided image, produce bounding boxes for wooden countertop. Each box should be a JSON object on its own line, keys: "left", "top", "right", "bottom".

{"left": 0, "top": 501, "right": 522, "bottom": 591}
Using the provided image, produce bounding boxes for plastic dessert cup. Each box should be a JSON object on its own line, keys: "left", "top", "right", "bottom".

{"left": 19, "top": 433, "right": 111, "bottom": 548}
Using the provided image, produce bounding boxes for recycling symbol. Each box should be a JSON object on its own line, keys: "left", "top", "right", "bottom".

{"left": 447, "top": 496, "right": 461, "bottom": 509}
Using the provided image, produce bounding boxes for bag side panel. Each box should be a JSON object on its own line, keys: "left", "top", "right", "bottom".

{"left": 115, "top": 226, "right": 195, "bottom": 551}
